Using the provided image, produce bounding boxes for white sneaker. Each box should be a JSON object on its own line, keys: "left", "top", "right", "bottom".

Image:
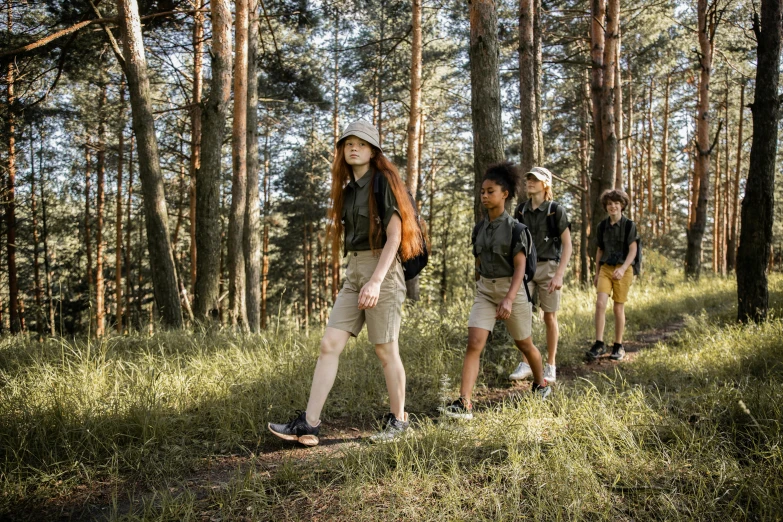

{"left": 543, "top": 364, "right": 556, "bottom": 382}
{"left": 509, "top": 362, "right": 533, "bottom": 381}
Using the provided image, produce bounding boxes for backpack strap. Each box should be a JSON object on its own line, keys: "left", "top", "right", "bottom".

{"left": 510, "top": 222, "right": 534, "bottom": 303}
{"left": 623, "top": 218, "right": 633, "bottom": 264}
{"left": 546, "top": 201, "right": 562, "bottom": 260}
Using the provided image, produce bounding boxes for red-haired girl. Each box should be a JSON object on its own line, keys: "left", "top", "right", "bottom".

{"left": 268, "top": 120, "right": 425, "bottom": 445}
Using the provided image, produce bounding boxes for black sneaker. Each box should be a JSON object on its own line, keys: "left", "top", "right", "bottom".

{"left": 268, "top": 410, "right": 320, "bottom": 447}
{"left": 532, "top": 382, "right": 552, "bottom": 400}
{"left": 369, "top": 412, "right": 410, "bottom": 443}
{"left": 439, "top": 397, "right": 474, "bottom": 420}
{"left": 609, "top": 343, "right": 625, "bottom": 361}
{"left": 585, "top": 341, "right": 606, "bottom": 361}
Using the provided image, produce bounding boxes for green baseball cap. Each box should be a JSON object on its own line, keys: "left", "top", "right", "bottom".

{"left": 338, "top": 119, "right": 383, "bottom": 152}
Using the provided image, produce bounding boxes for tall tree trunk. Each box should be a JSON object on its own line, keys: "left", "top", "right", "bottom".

{"left": 580, "top": 75, "right": 591, "bottom": 286}
{"left": 261, "top": 127, "right": 270, "bottom": 329}
{"left": 39, "top": 128, "right": 54, "bottom": 335}
{"left": 712, "top": 140, "right": 721, "bottom": 273}
{"left": 5, "top": 6, "right": 20, "bottom": 333}
{"left": 469, "top": 0, "right": 505, "bottom": 222}
{"left": 84, "top": 141, "right": 93, "bottom": 328}
{"left": 125, "top": 135, "right": 134, "bottom": 328}
{"left": 646, "top": 77, "right": 654, "bottom": 236}
{"left": 117, "top": 0, "right": 183, "bottom": 327}
{"left": 533, "top": 0, "right": 543, "bottom": 163}
{"left": 190, "top": 0, "right": 205, "bottom": 294}
{"left": 737, "top": 0, "right": 781, "bottom": 322}
{"left": 172, "top": 139, "right": 187, "bottom": 245}
{"left": 194, "top": 0, "right": 232, "bottom": 321}
{"left": 116, "top": 81, "right": 125, "bottom": 333}
{"left": 625, "top": 67, "right": 634, "bottom": 220}
{"left": 614, "top": 29, "right": 623, "bottom": 189}
{"left": 96, "top": 81, "right": 107, "bottom": 338}
{"left": 660, "top": 73, "right": 671, "bottom": 234}
{"left": 228, "top": 0, "right": 249, "bottom": 329}
{"left": 685, "top": 0, "right": 716, "bottom": 280}
{"left": 331, "top": 11, "right": 341, "bottom": 303}
{"left": 519, "top": 0, "right": 538, "bottom": 174}
{"left": 727, "top": 82, "right": 745, "bottom": 272}
{"left": 30, "top": 132, "right": 43, "bottom": 337}
{"left": 244, "top": 0, "right": 262, "bottom": 332}
{"left": 405, "top": 0, "right": 423, "bottom": 301}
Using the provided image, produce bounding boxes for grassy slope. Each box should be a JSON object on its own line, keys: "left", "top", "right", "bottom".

{"left": 1, "top": 260, "right": 781, "bottom": 520}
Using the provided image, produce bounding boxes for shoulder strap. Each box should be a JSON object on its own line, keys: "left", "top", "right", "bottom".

{"left": 547, "top": 201, "right": 560, "bottom": 242}
{"left": 514, "top": 224, "right": 534, "bottom": 302}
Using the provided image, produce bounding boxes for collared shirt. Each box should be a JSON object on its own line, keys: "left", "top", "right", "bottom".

{"left": 342, "top": 168, "right": 400, "bottom": 252}
{"left": 473, "top": 211, "right": 530, "bottom": 278}
{"left": 597, "top": 215, "right": 639, "bottom": 266}
{"left": 516, "top": 199, "right": 570, "bottom": 261}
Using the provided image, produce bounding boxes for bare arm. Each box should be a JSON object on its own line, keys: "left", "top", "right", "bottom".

{"left": 548, "top": 227, "right": 572, "bottom": 293}
{"left": 496, "top": 251, "right": 527, "bottom": 320}
{"left": 358, "top": 213, "right": 402, "bottom": 310}
{"left": 612, "top": 241, "right": 637, "bottom": 280}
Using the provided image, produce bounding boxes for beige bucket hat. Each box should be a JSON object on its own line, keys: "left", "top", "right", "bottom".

{"left": 338, "top": 119, "right": 383, "bottom": 152}
{"left": 526, "top": 166, "right": 553, "bottom": 185}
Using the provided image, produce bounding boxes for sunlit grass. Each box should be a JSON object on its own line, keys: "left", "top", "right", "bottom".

{"left": 1, "top": 268, "right": 781, "bottom": 520}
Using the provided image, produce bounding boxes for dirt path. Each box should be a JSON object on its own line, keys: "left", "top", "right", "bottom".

{"left": 25, "top": 318, "right": 688, "bottom": 521}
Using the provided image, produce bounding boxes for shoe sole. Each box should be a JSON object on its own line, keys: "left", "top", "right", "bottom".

{"left": 443, "top": 411, "right": 474, "bottom": 420}
{"left": 267, "top": 424, "right": 319, "bottom": 447}
{"left": 609, "top": 354, "right": 625, "bottom": 361}
{"left": 585, "top": 352, "right": 604, "bottom": 361}
{"left": 509, "top": 373, "right": 533, "bottom": 381}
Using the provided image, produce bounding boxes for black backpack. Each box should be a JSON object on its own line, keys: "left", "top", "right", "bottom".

{"left": 597, "top": 218, "right": 642, "bottom": 276}
{"left": 373, "top": 173, "right": 429, "bottom": 281}
{"left": 514, "top": 200, "right": 569, "bottom": 262}
{"left": 471, "top": 219, "right": 537, "bottom": 302}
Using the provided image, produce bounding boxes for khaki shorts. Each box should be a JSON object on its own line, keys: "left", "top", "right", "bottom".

{"left": 327, "top": 250, "right": 406, "bottom": 344}
{"left": 526, "top": 259, "right": 561, "bottom": 313}
{"left": 468, "top": 276, "right": 532, "bottom": 341}
{"left": 596, "top": 264, "right": 633, "bottom": 303}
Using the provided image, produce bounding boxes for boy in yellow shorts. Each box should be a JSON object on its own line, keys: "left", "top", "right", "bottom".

{"left": 586, "top": 189, "right": 639, "bottom": 361}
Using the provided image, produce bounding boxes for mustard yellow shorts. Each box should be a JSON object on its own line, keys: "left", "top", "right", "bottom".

{"left": 326, "top": 250, "right": 406, "bottom": 344}
{"left": 468, "top": 276, "right": 532, "bottom": 341}
{"left": 596, "top": 264, "right": 633, "bottom": 303}
{"left": 526, "top": 259, "right": 561, "bottom": 313}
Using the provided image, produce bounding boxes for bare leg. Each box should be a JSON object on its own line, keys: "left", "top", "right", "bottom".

{"left": 305, "top": 327, "right": 352, "bottom": 425}
{"left": 594, "top": 293, "right": 609, "bottom": 342}
{"left": 613, "top": 302, "right": 626, "bottom": 344}
{"left": 543, "top": 311, "right": 558, "bottom": 365}
{"left": 514, "top": 337, "right": 545, "bottom": 386}
{"left": 459, "top": 327, "right": 490, "bottom": 402}
{"left": 374, "top": 340, "right": 406, "bottom": 420}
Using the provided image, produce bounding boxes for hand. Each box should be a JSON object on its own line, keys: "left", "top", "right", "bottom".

{"left": 358, "top": 279, "right": 382, "bottom": 309}
{"left": 547, "top": 273, "right": 564, "bottom": 294}
{"left": 593, "top": 273, "right": 599, "bottom": 288}
{"left": 495, "top": 298, "right": 513, "bottom": 320}
{"left": 612, "top": 266, "right": 626, "bottom": 280}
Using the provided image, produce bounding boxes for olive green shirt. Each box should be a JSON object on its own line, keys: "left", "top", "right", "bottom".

{"left": 597, "top": 215, "right": 639, "bottom": 266}
{"left": 473, "top": 211, "right": 530, "bottom": 278}
{"left": 516, "top": 199, "right": 570, "bottom": 261}
{"left": 342, "top": 169, "right": 400, "bottom": 252}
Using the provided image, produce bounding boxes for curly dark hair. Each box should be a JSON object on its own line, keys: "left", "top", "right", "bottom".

{"left": 483, "top": 162, "right": 521, "bottom": 199}
{"left": 600, "top": 189, "right": 630, "bottom": 210}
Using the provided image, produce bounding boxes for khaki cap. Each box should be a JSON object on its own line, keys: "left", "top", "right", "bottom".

{"left": 338, "top": 119, "right": 383, "bottom": 152}
{"left": 526, "top": 166, "right": 553, "bottom": 185}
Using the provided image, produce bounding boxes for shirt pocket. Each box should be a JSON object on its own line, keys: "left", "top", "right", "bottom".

{"left": 492, "top": 244, "right": 509, "bottom": 257}
{"left": 354, "top": 206, "right": 370, "bottom": 239}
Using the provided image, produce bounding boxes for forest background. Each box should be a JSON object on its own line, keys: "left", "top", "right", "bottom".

{"left": 0, "top": 0, "right": 780, "bottom": 337}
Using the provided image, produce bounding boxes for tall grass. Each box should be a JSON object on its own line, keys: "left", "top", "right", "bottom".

{"left": 1, "top": 268, "right": 780, "bottom": 520}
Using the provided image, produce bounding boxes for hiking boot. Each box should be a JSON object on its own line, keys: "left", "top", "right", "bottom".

{"left": 543, "top": 364, "right": 557, "bottom": 382}
{"left": 609, "top": 343, "right": 625, "bottom": 361}
{"left": 585, "top": 341, "right": 606, "bottom": 361}
{"left": 268, "top": 410, "right": 320, "bottom": 447}
{"left": 509, "top": 361, "right": 533, "bottom": 380}
{"left": 439, "top": 397, "right": 474, "bottom": 420}
{"left": 369, "top": 412, "right": 410, "bottom": 443}
{"left": 532, "top": 382, "right": 552, "bottom": 400}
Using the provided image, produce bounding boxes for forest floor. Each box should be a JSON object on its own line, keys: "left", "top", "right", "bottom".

{"left": 2, "top": 269, "right": 782, "bottom": 521}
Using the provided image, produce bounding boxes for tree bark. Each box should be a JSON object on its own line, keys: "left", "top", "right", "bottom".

{"left": 125, "top": 135, "right": 134, "bottom": 328}
{"left": 116, "top": 80, "right": 125, "bottom": 333}
{"left": 96, "top": 81, "right": 107, "bottom": 338}
{"left": 194, "top": 0, "right": 232, "bottom": 321}
{"left": 39, "top": 127, "right": 55, "bottom": 335}
{"left": 5, "top": 6, "right": 20, "bottom": 333}
{"left": 737, "top": 0, "right": 781, "bottom": 322}
{"left": 625, "top": 67, "right": 634, "bottom": 220}
{"left": 331, "top": 10, "right": 341, "bottom": 303}
{"left": 117, "top": 0, "right": 183, "bottom": 327}
{"left": 614, "top": 29, "right": 623, "bottom": 189}
{"left": 261, "top": 126, "right": 270, "bottom": 329}
{"left": 190, "top": 0, "right": 205, "bottom": 294}
{"left": 519, "top": 0, "right": 538, "bottom": 174}
{"left": 30, "top": 132, "right": 43, "bottom": 337}
{"left": 726, "top": 82, "right": 745, "bottom": 272}
{"left": 84, "top": 141, "right": 93, "bottom": 328}
{"left": 405, "top": 0, "right": 423, "bottom": 301}
{"left": 660, "top": 73, "right": 671, "bottom": 234}
{"left": 685, "top": 0, "right": 716, "bottom": 280}
{"left": 228, "top": 0, "right": 249, "bottom": 329}
{"left": 469, "top": 0, "right": 505, "bottom": 223}
{"left": 580, "top": 74, "right": 591, "bottom": 286}
{"left": 244, "top": 0, "right": 262, "bottom": 332}
{"left": 646, "top": 77, "right": 654, "bottom": 235}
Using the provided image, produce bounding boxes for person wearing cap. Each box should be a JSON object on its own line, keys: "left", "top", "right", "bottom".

{"left": 510, "top": 166, "right": 572, "bottom": 383}
{"left": 268, "top": 120, "right": 426, "bottom": 446}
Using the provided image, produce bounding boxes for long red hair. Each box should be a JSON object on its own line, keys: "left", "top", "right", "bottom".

{"left": 328, "top": 142, "right": 427, "bottom": 261}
